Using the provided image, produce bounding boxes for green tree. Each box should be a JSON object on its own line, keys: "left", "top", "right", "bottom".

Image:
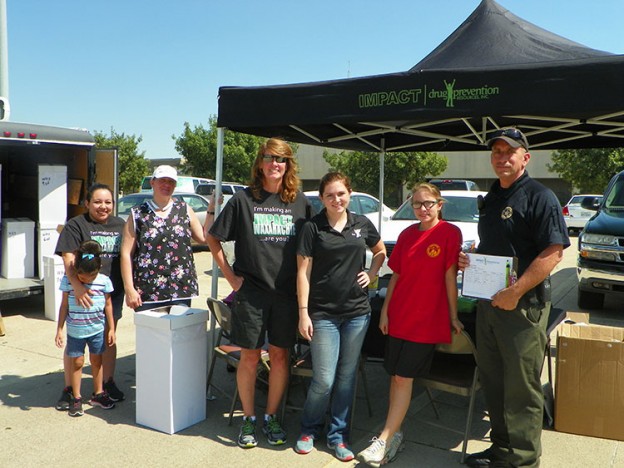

{"left": 94, "top": 128, "right": 149, "bottom": 194}
{"left": 323, "top": 150, "right": 448, "bottom": 207}
{"left": 173, "top": 116, "right": 266, "bottom": 183}
{"left": 548, "top": 148, "right": 624, "bottom": 193}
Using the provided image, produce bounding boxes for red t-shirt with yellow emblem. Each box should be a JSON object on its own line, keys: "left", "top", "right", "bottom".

{"left": 386, "top": 220, "right": 462, "bottom": 344}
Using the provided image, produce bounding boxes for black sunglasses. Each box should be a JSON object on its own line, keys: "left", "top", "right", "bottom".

{"left": 487, "top": 128, "right": 528, "bottom": 149}
{"left": 262, "top": 155, "right": 288, "bottom": 163}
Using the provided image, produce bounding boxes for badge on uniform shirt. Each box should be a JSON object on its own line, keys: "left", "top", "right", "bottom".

{"left": 501, "top": 206, "right": 513, "bottom": 220}
{"left": 352, "top": 229, "right": 362, "bottom": 238}
{"left": 427, "top": 244, "right": 441, "bottom": 257}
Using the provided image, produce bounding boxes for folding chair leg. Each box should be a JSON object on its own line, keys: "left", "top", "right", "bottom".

{"left": 425, "top": 387, "right": 441, "bottom": 419}
{"left": 228, "top": 386, "right": 239, "bottom": 426}
{"left": 460, "top": 369, "right": 479, "bottom": 463}
{"left": 206, "top": 354, "right": 218, "bottom": 397}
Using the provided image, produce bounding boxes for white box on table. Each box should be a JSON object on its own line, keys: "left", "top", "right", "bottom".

{"left": 38, "top": 165, "right": 67, "bottom": 224}
{"left": 37, "top": 223, "right": 61, "bottom": 279}
{"left": 1, "top": 217, "right": 35, "bottom": 278}
{"left": 134, "top": 306, "right": 208, "bottom": 434}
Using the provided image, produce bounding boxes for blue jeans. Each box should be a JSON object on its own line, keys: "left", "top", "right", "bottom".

{"left": 300, "top": 313, "right": 370, "bottom": 445}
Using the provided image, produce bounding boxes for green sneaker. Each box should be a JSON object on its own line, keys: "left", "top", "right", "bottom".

{"left": 238, "top": 417, "right": 258, "bottom": 448}
{"left": 262, "top": 414, "right": 287, "bottom": 446}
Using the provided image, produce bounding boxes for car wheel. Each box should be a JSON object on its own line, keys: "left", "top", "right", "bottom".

{"left": 577, "top": 288, "right": 604, "bottom": 310}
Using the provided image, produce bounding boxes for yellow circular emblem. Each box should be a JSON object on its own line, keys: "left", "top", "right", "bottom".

{"left": 501, "top": 206, "right": 513, "bottom": 220}
{"left": 427, "top": 243, "right": 441, "bottom": 258}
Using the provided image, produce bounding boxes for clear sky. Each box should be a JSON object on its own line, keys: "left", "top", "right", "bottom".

{"left": 5, "top": 0, "right": 624, "bottom": 159}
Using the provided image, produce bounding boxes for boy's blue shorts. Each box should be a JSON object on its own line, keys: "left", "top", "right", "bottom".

{"left": 65, "top": 332, "right": 105, "bottom": 357}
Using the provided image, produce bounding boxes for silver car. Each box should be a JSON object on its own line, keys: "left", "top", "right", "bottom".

{"left": 562, "top": 194, "right": 602, "bottom": 234}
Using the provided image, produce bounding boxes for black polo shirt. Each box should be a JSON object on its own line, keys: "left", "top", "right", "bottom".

{"left": 298, "top": 210, "right": 380, "bottom": 319}
{"left": 477, "top": 172, "right": 570, "bottom": 277}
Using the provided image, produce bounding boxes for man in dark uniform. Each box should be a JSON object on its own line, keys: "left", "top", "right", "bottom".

{"left": 462, "top": 128, "right": 570, "bottom": 468}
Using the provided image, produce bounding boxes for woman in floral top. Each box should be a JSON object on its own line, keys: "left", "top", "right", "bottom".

{"left": 120, "top": 165, "right": 206, "bottom": 312}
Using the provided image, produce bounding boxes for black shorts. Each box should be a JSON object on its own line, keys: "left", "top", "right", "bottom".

{"left": 231, "top": 281, "right": 298, "bottom": 349}
{"left": 384, "top": 336, "right": 435, "bottom": 378}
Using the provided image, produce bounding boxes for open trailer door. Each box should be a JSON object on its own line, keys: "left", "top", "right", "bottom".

{"left": 94, "top": 147, "right": 119, "bottom": 204}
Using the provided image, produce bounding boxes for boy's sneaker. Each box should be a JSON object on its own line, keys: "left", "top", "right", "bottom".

{"left": 262, "top": 414, "right": 287, "bottom": 445}
{"left": 89, "top": 392, "right": 116, "bottom": 409}
{"left": 68, "top": 397, "right": 83, "bottom": 417}
{"left": 384, "top": 431, "right": 405, "bottom": 464}
{"left": 55, "top": 386, "right": 73, "bottom": 411}
{"left": 238, "top": 417, "right": 258, "bottom": 448}
{"left": 294, "top": 434, "right": 314, "bottom": 454}
{"left": 103, "top": 378, "right": 125, "bottom": 402}
{"left": 327, "top": 441, "right": 355, "bottom": 462}
{"left": 357, "top": 437, "right": 387, "bottom": 467}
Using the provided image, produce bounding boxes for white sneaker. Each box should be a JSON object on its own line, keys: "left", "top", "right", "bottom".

{"left": 357, "top": 437, "right": 387, "bottom": 467}
{"left": 383, "top": 431, "right": 404, "bottom": 464}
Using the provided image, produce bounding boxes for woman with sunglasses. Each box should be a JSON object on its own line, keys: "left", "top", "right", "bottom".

{"left": 207, "top": 137, "right": 312, "bottom": 449}
{"left": 358, "top": 182, "right": 464, "bottom": 467}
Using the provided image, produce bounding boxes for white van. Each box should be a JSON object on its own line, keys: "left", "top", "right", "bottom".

{"left": 139, "top": 175, "right": 214, "bottom": 193}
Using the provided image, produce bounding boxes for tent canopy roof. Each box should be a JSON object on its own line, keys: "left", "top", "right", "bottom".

{"left": 218, "top": 0, "right": 624, "bottom": 152}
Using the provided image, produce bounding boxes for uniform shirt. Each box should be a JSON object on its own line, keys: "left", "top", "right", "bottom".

{"left": 60, "top": 273, "right": 113, "bottom": 339}
{"left": 477, "top": 172, "right": 570, "bottom": 277}
{"left": 55, "top": 214, "right": 124, "bottom": 298}
{"left": 210, "top": 188, "right": 311, "bottom": 296}
{"left": 298, "top": 210, "right": 380, "bottom": 319}
{"left": 386, "top": 221, "right": 462, "bottom": 344}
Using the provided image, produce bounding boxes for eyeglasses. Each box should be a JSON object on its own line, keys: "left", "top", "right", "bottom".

{"left": 487, "top": 128, "right": 528, "bottom": 149}
{"left": 262, "top": 155, "right": 288, "bottom": 163}
{"left": 412, "top": 200, "right": 438, "bottom": 210}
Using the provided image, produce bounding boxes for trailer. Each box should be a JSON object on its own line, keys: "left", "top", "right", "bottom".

{"left": 0, "top": 120, "right": 117, "bottom": 332}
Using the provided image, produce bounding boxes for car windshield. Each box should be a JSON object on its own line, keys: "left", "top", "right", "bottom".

{"left": 393, "top": 195, "right": 480, "bottom": 222}
{"left": 604, "top": 178, "right": 624, "bottom": 211}
{"left": 118, "top": 195, "right": 150, "bottom": 216}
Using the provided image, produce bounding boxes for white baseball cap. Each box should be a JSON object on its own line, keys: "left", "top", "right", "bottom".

{"left": 152, "top": 165, "right": 178, "bottom": 182}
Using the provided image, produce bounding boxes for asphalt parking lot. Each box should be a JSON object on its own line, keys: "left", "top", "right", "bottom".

{"left": 2, "top": 238, "right": 624, "bottom": 467}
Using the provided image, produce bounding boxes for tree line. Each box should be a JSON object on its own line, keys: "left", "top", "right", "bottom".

{"left": 97, "top": 118, "right": 624, "bottom": 199}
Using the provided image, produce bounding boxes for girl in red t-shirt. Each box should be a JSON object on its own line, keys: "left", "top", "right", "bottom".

{"left": 357, "top": 183, "right": 464, "bottom": 466}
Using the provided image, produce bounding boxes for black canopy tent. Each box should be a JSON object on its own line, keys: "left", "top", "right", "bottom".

{"left": 208, "top": 0, "right": 624, "bottom": 298}
{"left": 217, "top": 0, "right": 624, "bottom": 152}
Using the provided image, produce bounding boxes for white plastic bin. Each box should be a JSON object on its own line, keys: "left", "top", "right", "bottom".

{"left": 38, "top": 165, "right": 67, "bottom": 224}
{"left": 37, "top": 223, "right": 61, "bottom": 279}
{"left": 1, "top": 218, "right": 35, "bottom": 278}
{"left": 44, "top": 255, "right": 65, "bottom": 321}
{"left": 134, "top": 306, "right": 208, "bottom": 434}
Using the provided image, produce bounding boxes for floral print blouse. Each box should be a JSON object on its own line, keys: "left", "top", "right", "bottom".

{"left": 131, "top": 200, "right": 199, "bottom": 304}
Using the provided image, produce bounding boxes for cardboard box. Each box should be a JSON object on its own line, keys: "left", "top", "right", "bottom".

{"left": 134, "top": 306, "right": 208, "bottom": 434}
{"left": 555, "top": 317, "right": 624, "bottom": 441}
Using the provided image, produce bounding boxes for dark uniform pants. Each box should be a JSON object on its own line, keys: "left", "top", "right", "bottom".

{"left": 476, "top": 294, "right": 549, "bottom": 468}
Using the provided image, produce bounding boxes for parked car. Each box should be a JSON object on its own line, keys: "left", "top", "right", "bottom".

{"left": 303, "top": 190, "right": 395, "bottom": 229}
{"left": 195, "top": 182, "right": 246, "bottom": 205}
{"left": 139, "top": 175, "right": 214, "bottom": 194}
{"left": 562, "top": 194, "right": 602, "bottom": 234}
{"left": 378, "top": 190, "right": 486, "bottom": 277}
{"left": 576, "top": 172, "right": 624, "bottom": 309}
{"left": 429, "top": 179, "right": 480, "bottom": 191}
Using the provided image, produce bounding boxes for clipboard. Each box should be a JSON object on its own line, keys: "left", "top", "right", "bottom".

{"left": 461, "top": 253, "right": 518, "bottom": 300}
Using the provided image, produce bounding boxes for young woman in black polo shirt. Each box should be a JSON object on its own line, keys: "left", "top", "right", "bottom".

{"left": 294, "top": 172, "right": 386, "bottom": 461}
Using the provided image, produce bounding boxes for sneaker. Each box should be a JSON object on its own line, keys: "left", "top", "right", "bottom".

{"left": 383, "top": 431, "right": 404, "bottom": 464}
{"left": 465, "top": 447, "right": 498, "bottom": 467}
{"left": 327, "top": 441, "right": 355, "bottom": 462}
{"left": 55, "top": 386, "right": 73, "bottom": 411}
{"left": 238, "top": 417, "right": 258, "bottom": 448}
{"left": 357, "top": 437, "right": 386, "bottom": 467}
{"left": 103, "top": 378, "right": 125, "bottom": 402}
{"left": 68, "top": 397, "right": 83, "bottom": 417}
{"left": 89, "top": 392, "right": 116, "bottom": 409}
{"left": 262, "top": 414, "right": 287, "bottom": 446}
{"left": 294, "top": 434, "right": 314, "bottom": 454}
